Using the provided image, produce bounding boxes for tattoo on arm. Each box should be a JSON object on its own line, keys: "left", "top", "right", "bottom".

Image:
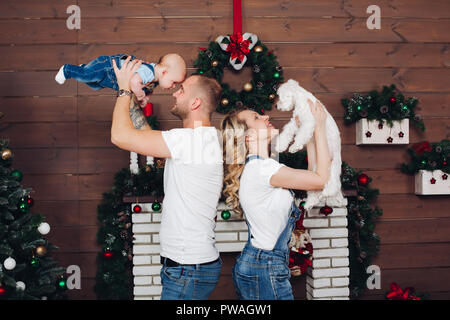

{"left": 129, "top": 97, "right": 151, "bottom": 130}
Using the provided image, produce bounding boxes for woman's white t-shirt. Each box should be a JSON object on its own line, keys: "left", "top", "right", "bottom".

{"left": 239, "top": 155, "right": 294, "bottom": 250}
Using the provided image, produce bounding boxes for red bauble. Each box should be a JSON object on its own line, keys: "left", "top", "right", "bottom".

{"left": 143, "top": 103, "right": 154, "bottom": 117}
{"left": 319, "top": 205, "right": 333, "bottom": 216}
{"left": 103, "top": 249, "right": 114, "bottom": 259}
{"left": 0, "top": 286, "right": 6, "bottom": 296}
{"left": 133, "top": 204, "right": 142, "bottom": 213}
{"left": 357, "top": 173, "right": 369, "bottom": 186}
{"left": 389, "top": 97, "right": 396, "bottom": 103}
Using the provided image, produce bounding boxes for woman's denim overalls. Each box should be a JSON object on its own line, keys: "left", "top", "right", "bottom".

{"left": 232, "top": 155, "right": 301, "bottom": 300}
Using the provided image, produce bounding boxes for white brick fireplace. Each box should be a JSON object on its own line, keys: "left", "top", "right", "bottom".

{"left": 130, "top": 198, "right": 350, "bottom": 300}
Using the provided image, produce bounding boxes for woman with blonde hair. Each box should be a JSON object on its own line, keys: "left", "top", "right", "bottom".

{"left": 220, "top": 99, "right": 331, "bottom": 300}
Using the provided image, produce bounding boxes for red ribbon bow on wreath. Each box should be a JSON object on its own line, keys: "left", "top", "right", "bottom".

{"left": 386, "top": 282, "right": 421, "bottom": 300}
{"left": 216, "top": 32, "right": 258, "bottom": 70}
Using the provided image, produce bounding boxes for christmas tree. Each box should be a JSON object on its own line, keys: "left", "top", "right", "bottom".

{"left": 0, "top": 137, "right": 67, "bottom": 300}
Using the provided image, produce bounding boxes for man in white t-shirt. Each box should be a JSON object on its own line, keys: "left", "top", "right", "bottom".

{"left": 110, "top": 57, "right": 223, "bottom": 299}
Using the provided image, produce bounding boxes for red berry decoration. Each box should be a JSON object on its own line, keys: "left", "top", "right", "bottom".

{"left": 365, "top": 131, "right": 372, "bottom": 138}
{"left": 378, "top": 123, "right": 383, "bottom": 129}
{"left": 430, "top": 178, "right": 436, "bottom": 184}
{"left": 319, "top": 206, "right": 333, "bottom": 216}
{"left": 357, "top": 173, "right": 369, "bottom": 186}
{"left": 387, "top": 137, "right": 393, "bottom": 143}
{"left": 442, "top": 174, "right": 448, "bottom": 180}
{"left": 133, "top": 204, "right": 142, "bottom": 213}
{"left": 398, "top": 131, "right": 404, "bottom": 138}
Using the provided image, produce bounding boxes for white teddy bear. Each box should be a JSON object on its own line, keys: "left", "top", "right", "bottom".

{"left": 274, "top": 79, "right": 347, "bottom": 211}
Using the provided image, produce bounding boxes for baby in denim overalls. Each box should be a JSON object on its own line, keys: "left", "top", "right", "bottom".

{"left": 55, "top": 53, "right": 186, "bottom": 107}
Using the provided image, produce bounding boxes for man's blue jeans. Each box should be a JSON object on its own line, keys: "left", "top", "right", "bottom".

{"left": 160, "top": 257, "right": 222, "bottom": 300}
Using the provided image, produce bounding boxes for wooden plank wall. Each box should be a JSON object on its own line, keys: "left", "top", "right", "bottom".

{"left": 0, "top": 0, "right": 449, "bottom": 300}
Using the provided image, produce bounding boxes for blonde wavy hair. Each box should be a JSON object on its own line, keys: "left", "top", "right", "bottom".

{"left": 220, "top": 107, "right": 249, "bottom": 217}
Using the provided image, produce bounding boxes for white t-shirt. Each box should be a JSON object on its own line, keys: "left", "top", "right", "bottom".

{"left": 160, "top": 126, "right": 223, "bottom": 264}
{"left": 239, "top": 156, "right": 294, "bottom": 250}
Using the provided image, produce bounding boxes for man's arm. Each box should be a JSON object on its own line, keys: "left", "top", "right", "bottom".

{"left": 110, "top": 57, "right": 171, "bottom": 158}
{"left": 129, "top": 96, "right": 151, "bottom": 130}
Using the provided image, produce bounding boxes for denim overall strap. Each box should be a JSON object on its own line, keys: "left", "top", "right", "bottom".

{"left": 271, "top": 200, "right": 301, "bottom": 260}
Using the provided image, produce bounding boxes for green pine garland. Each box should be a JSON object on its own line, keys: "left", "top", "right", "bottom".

{"left": 0, "top": 139, "right": 67, "bottom": 300}
{"left": 94, "top": 165, "right": 164, "bottom": 300}
{"left": 194, "top": 40, "right": 283, "bottom": 114}
{"left": 401, "top": 139, "right": 450, "bottom": 175}
{"left": 342, "top": 84, "right": 426, "bottom": 132}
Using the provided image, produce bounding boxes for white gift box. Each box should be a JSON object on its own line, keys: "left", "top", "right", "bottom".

{"left": 356, "top": 118, "right": 409, "bottom": 145}
{"left": 414, "top": 169, "right": 450, "bottom": 195}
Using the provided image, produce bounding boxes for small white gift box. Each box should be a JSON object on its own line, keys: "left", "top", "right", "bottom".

{"left": 356, "top": 118, "right": 409, "bottom": 145}
{"left": 414, "top": 169, "right": 450, "bottom": 195}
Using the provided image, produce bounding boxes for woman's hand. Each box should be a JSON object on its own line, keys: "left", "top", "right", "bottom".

{"left": 112, "top": 56, "right": 142, "bottom": 91}
{"left": 307, "top": 99, "right": 326, "bottom": 131}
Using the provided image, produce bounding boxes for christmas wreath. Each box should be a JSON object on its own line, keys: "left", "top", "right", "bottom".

{"left": 194, "top": 35, "right": 284, "bottom": 114}
{"left": 342, "top": 84, "right": 426, "bottom": 132}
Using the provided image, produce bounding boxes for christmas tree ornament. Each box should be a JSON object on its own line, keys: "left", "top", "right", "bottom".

{"left": 252, "top": 65, "right": 260, "bottom": 73}
{"left": 1, "top": 148, "right": 12, "bottom": 160}
{"left": 243, "top": 82, "right": 253, "bottom": 92}
{"left": 442, "top": 174, "right": 448, "bottom": 180}
{"left": 30, "top": 257, "right": 40, "bottom": 268}
{"left": 19, "top": 202, "right": 29, "bottom": 213}
{"left": 273, "top": 72, "right": 280, "bottom": 78}
{"left": 389, "top": 97, "right": 396, "bottom": 103}
{"left": 254, "top": 45, "right": 263, "bottom": 53}
{"left": 430, "top": 178, "right": 436, "bottom": 184}
{"left": 16, "top": 281, "right": 26, "bottom": 291}
{"left": 268, "top": 93, "right": 276, "bottom": 101}
{"left": 221, "top": 98, "right": 229, "bottom": 106}
{"left": 211, "top": 60, "right": 219, "bottom": 67}
{"left": 365, "top": 131, "right": 372, "bottom": 138}
{"left": 145, "top": 165, "right": 151, "bottom": 172}
{"left": 398, "top": 131, "right": 404, "bottom": 138}
{"left": 11, "top": 169, "right": 23, "bottom": 182}
{"left": 215, "top": 32, "right": 258, "bottom": 70}
{"left": 0, "top": 285, "right": 6, "bottom": 296}
{"left": 387, "top": 136, "right": 394, "bottom": 143}
{"left": 221, "top": 210, "right": 231, "bottom": 220}
{"left": 3, "top": 257, "right": 16, "bottom": 270}
{"left": 37, "top": 222, "right": 51, "bottom": 235}
{"left": 357, "top": 173, "right": 369, "bottom": 186}
{"left": 151, "top": 202, "right": 161, "bottom": 212}
{"left": 132, "top": 204, "right": 142, "bottom": 213}
{"left": 319, "top": 205, "right": 333, "bottom": 216}
{"left": 378, "top": 123, "right": 383, "bottom": 129}
{"left": 57, "top": 277, "right": 67, "bottom": 290}
{"left": 103, "top": 248, "right": 114, "bottom": 259}
{"left": 35, "top": 245, "right": 47, "bottom": 257}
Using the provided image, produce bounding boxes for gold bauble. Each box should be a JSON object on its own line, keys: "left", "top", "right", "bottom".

{"left": 35, "top": 245, "right": 47, "bottom": 257}
{"left": 211, "top": 60, "right": 219, "bottom": 67}
{"left": 221, "top": 98, "right": 229, "bottom": 106}
{"left": 243, "top": 82, "right": 253, "bottom": 92}
{"left": 268, "top": 93, "right": 276, "bottom": 101}
{"left": 1, "top": 148, "right": 12, "bottom": 160}
{"left": 145, "top": 165, "right": 151, "bottom": 172}
{"left": 254, "top": 45, "right": 263, "bottom": 53}
{"left": 156, "top": 159, "right": 165, "bottom": 169}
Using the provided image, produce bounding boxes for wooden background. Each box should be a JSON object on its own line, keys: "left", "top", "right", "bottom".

{"left": 0, "top": 0, "right": 449, "bottom": 300}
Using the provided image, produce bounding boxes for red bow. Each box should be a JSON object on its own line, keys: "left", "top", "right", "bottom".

{"left": 411, "top": 141, "right": 432, "bottom": 156}
{"left": 226, "top": 33, "right": 251, "bottom": 62}
{"left": 386, "top": 282, "right": 421, "bottom": 300}
{"left": 143, "top": 102, "right": 153, "bottom": 117}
